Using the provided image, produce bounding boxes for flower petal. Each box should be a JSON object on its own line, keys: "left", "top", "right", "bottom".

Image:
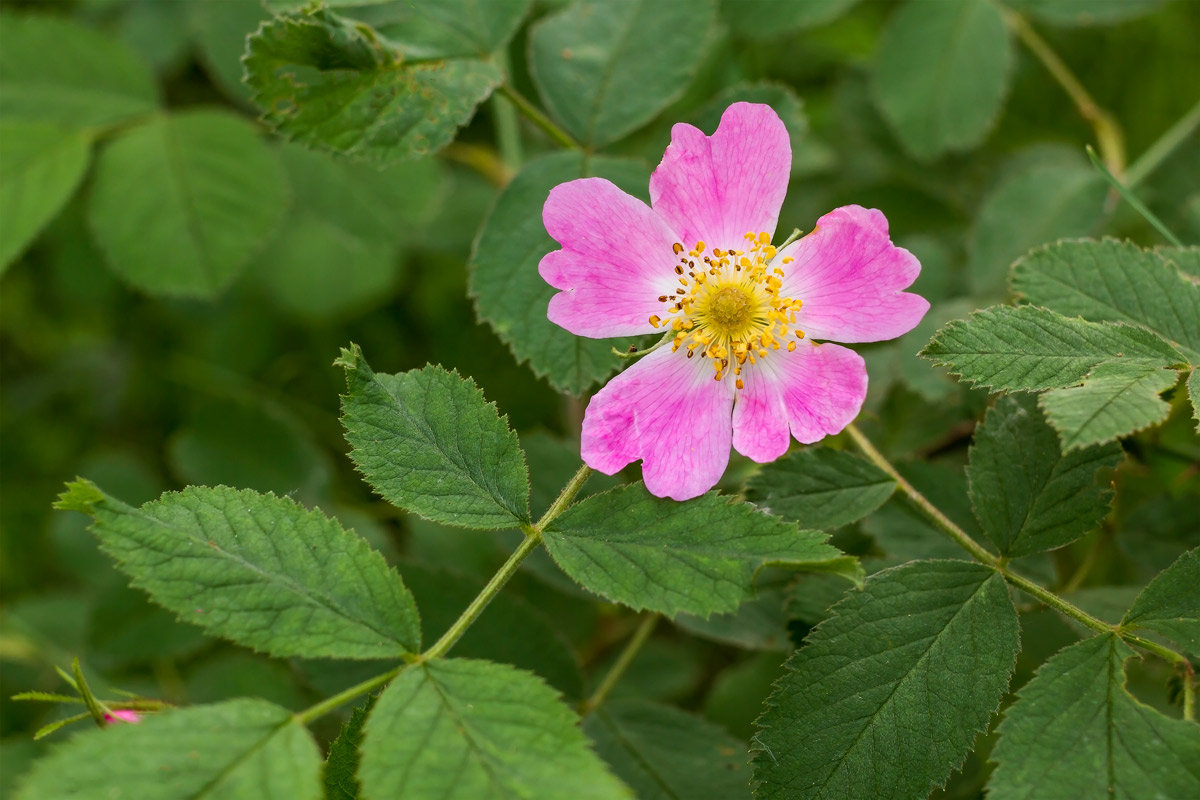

{"left": 734, "top": 341, "right": 868, "bottom": 452}
{"left": 540, "top": 177, "right": 681, "bottom": 338}
{"left": 782, "top": 205, "right": 929, "bottom": 343}
{"left": 649, "top": 102, "right": 791, "bottom": 253}
{"left": 581, "top": 347, "right": 735, "bottom": 501}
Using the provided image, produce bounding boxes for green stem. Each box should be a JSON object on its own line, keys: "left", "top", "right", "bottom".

{"left": 294, "top": 666, "right": 402, "bottom": 725}
{"left": 536, "top": 463, "right": 593, "bottom": 529}
{"left": 580, "top": 615, "right": 658, "bottom": 716}
{"left": 1125, "top": 97, "right": 1200, "bottom": 189}
{"left": 1183, "top": 665, "right": 1196, "bottom": 722}
{"left": 1058, "top": 529, "right": 1107, "bottom": 595}
{"left": 1086, "top": 146, "right": 1184, "bottom": 247}
{"left": 498, "top": 84, "right": 582, "bottom": 151}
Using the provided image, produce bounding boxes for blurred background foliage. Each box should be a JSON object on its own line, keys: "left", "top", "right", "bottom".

{"left": 1, "top": 0, "right": 1197, "bottom": 796}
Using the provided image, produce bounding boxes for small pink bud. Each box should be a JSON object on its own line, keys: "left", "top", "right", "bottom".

{"left": 104, "top": 709, "right": 141, "bottom": 725}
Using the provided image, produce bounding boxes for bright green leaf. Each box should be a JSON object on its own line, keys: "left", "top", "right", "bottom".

{"left": 1011, "top": 239, "right": 1200, "bottom": 361}
{"left": 919, "top": 305, "right": 1185, "bottom": 392}
{"left": 968, "top": 394, "right": 1123, "bottom": 556}
{"left": 542, "top": 483, "right": 858, "bottom": 618}
{"left": 529, "top": 0, "right": 718, "bottom": 147}
{"left": 1122, "top": 547, "right": 1199, "bottom": 657}
{"left": 14, "top": 699, "right": 321, "bottom": 800}
{"left": 753, "top": 560, "right": 1019, "bottom": 800}
{"left": 359, "top": 659, "right": 630, "bottom": 800}
{"left": 87, "top": 110, "right": 288, "bottom": 297}
{"left": 989, "top": 635, "right": 1200, "bottom": 799}
{"left": 325, "top": 700, "right": 372, "bottom": 800}
{"left": 468, "top": 151, "right": 649, "bottom": 395}
{"left": 1039, "top": 362, "right": 1178, "bottom": 450}
{"left": 720, "top": 0, "right": 862, "bottom": 38}
{"left": 55, "top": 480, "right": 421, "bottom": 659}
{"left": 0, "top": 122, "right": 90, "bottom": 273}
{"left": 583, "top": 700, "right": 751, "bottom": 800}
{"left": 0, "top": 12, "right": 158, "bottom": 127}
{"left": 244, "top": 8, "right": 501, "bottom": 164}
{"left": 746, "top": 448, "right": 896, "bottom": 530}
{"left": 337, "top": 344, "right": 530, "bottom": 529}
{"left": 872, "top": 0, "right": 1013, "bottom": 160}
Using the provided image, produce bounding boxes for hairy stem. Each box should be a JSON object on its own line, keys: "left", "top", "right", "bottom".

{"left": 499, "top": 84, "right": 582, "bottom": 151}
{"left": 580, "top": 614, "right": 659, "bottom": 716}
{"left": 294, "top": 666, "right": 402, "bottom": 725}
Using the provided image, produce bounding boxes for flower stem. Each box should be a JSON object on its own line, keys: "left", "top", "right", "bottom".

{"left": 294, "top": 666, "right": 402, "bottom": 725}
{"left": 580, "top": 614, "right": 658, "bottom": 716}
{"left": 536, "top": 463, "right": 593, "bottom": 529}
{"left": 1000, "top": 7, "right": 1125, "bottom": 176}
{"left": 498, "top": 84, "right": 582, "bottom": 151}
{"left": 844, "top": 423, "right": 1188, "bottom": 665}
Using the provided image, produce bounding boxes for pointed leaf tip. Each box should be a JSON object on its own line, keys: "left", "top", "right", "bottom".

{"left": 54, "top": 478, "right": 105, "bottom": 514}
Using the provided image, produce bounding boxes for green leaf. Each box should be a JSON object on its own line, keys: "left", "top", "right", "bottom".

{"left": 720, "top": 0, "right": 862, "bottom": 38}
{"left": 872, "top": 0, "right": 1013, "bottom": 160}
{"left": 967, "top": 162, "right": 1106, "bottom": 296}
{"left": 919, "top": 305, "right": 1185, "bottom": 392}
{"left": 583, "top": 700, "right": 751, "bottom": 800}
{"left": 752, "top": 561, "right": 1020, "bottom": 800}
{"left": 468, "top": 151, "right": 649, "bottom": 395}
{"left": 244, "top": 8, "right": 501, "bottom": 164}
{"left": 1039, "top": 362, "right": 1178, "bottom": 450}
{"left": 0, "top": 12, "right": 158, "bottom": 127}
{"left": 1004, "top": 0, "right": 1170, "bottom": 27}
{"left": 1122, "top": 546, "right": 1199, "bottom": 657}
{"left": 1190, "top": 368, "right": 1200, "bottom": 433}
{"left": 746, "top": 448, "right": 896, "bottom": 530}
{"left": 989, "top": 635, "right": 1200, "bottom": 800}
{"left": 0, "top": 121, "right": 91, "bottom": 272}
{"left": 14, "top": 699, "right": 321, "bottom": 800}
{"left": 190, "top": 0, "right": 272, "bottom": 104}
{"left": 1011, "top": 239, "right": 1200, "bottom": 361}
{"left": 359, "top": 659, "right": 630, "bottom": 800}
{"left": 365, "top": 0, "right": 531, "bottom": 57}
{"left": 968, "top": 394, "right": 1123, "bottom": 556}
{"left": 337, "top": 344, "right": 530, "bottom": 528}
{"left": 529, "top": 0, "right": 718, "bottom": 147}
{"left": 87, "top": 109, "right": 287, "bottom": 298}
{"left": 324, "top": 700, "right": 372, "bottom": 800}
{"left": 55, "top": 479, "right": 421, "bottom": 659}
{"left": 542, "top": 483, "right": 858, "bottom": 618}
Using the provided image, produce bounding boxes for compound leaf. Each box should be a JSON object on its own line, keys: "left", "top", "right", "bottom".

{"left": 1039, "top": 362, "right": 1178, "bottom": 450}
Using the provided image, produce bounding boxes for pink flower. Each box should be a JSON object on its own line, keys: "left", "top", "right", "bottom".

{"left": 104, "top": 709, "right": 141, "bottom": 724}
{"left": 540, "top": 103, "right": 928, "bottom": 501}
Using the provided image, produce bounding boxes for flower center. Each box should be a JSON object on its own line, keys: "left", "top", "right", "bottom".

{"left": 648, "top": 232, "right": 804, "bottom": 389}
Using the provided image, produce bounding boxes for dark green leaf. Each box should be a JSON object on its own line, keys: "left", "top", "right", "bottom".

{"left": 720, "top": 0, "right": 862, "bottom": 37}
{"left": 1122, "top": 546, "right": 1199, "bottom": 657}
{"left": 365, "top": 0, "right": 531, "bottom": 57}
{"left": 968, "top": 394, "right": 1123, "bottom": 556}
{"left": 1039, "top": 362, "right": 1178, "bottom": 450}
{"left": 543, "top": 483, "right": 858, "bottom": 618}
{"left": 359, "top": 659, "right": 629, "bottom": 800}
{"left": 746, "top": 448, "right": 896, "bottom": 530}
{"left": 529, "top": 0, "right": 717, "bottom": 146}
{"left": 324, "top": 700, "right": 373, "bottom": 800}
{"left": 989, "top": 635, "right": 1200, "bottom": 799}
{"left": 337, "top": 344, "right": 530, "bottom": 528}
{"left": 190, "top": 0, "right": 272, "bottom": 104}
{"left": 1004, "top": 0, "right": 1170, "bottom": 26}
{"left": 752, "top": 560, "right": 1019, "bottom": 800}
{"left": 14, "top": 699, "right": 321, "bottom": 800}
{"left": 244, "top": 8, "right": 501, "bottom": 164}
{"left": 55, "top": 480, "right": 421, "bottom": 659}
{"left": 87, "top": 110, "right": 288, "bottom": 297}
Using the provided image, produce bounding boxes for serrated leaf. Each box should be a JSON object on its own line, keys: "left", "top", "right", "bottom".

{"left": 337, "top": 344, "right": 530, "bottom": 528}
{"left": 0, "top": 12, "right": 158, "bottom": 127}
{"left": 872, "top": 0, "right": 1013, "bottom": 160}
{"left": 15, "top": 699, "right": 321, "bottom": 800}
{"left": 364, "top": 0, "right": 531, "bottom": 57}
{"left": 583, "top": 700, "right": 751, "bottom": 800}
{"left": 746, "top": 448, "right": 896, "bottom": 530}
{"left": 359, "top": 659, "right": 630, "bottom": 800}
{"left": 244, "top": 8, "right": 501, "bottom": 164}
{"left": 989, "top": 634, "right": 1200, "bottom": 800}
{"left": 720, "top": 0, "right": 862, "bottom": 38}
{"left": 468, "top": 151, "right": 649, "bottom": 395}
{"left": 324, "top": 699, "right": 372, "bottom": 800}
{"left": 0, "top": 121, "right": 91, "bottom": 273}
{"left": 87, "top": 110, "right": 288, "bottom": 298}
{"left": 529, "top": 0, "right": 717, "bottom": 147}
{"left": 1011, "top": 239, "right": 1200, "bottom": 361}
{"left": 968, "top": 394, "right": 1123, "bottom": 556}
{"left": 920, "top": 305, "right": 1185, "bottom": 392}
{"left": 1040, "top": 362, "right": 1178, "bottom": 450}
{"left": 542, "top": 483, "right": 858, "bottom": 618}
{"left": 56, "top": 479, "right": 421, "bottom": 659}
{"left": 752, "top": 560, "right": 1019, "bottom": 800}
{"left": 1122, "top": 546, "right": 1199, "bottom": 657}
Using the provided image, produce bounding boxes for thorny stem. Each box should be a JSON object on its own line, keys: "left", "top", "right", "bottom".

{"left": 580, "top": 615, "right": 659, "bottom": 716}
{"left": 845, "top": 424, "right": 1189, "bottom": 668}
{"left": 499, "top": 84, "right": 582, "bottom": 151}
{"left": 1000, "top": 7, "right": 1126, "bottom": 177}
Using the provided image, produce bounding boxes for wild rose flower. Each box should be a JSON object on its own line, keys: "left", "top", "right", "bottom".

{"left": 104, "top": 709, "right": 141, "bottom": 724}
{"left": 540, "top": 102, "right": 929, "bottom": 501}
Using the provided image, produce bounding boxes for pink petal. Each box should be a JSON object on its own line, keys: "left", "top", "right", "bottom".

{"left": 781, "top": 205, "right": 929, "bottom": 343}
{"left": 540, "top": 177, "right": 681, "bottom": 338}
{"left": 581, "top": 347, "right": 735, "bottom": 501}
{"left": 649, "top": 102, "right": 791, "bottom": 253}
{"left": 104, "top": 710, "right": 141, "bottom": 724}
{"left": 734, "top": 341, "right": 868, "bottom": 450}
